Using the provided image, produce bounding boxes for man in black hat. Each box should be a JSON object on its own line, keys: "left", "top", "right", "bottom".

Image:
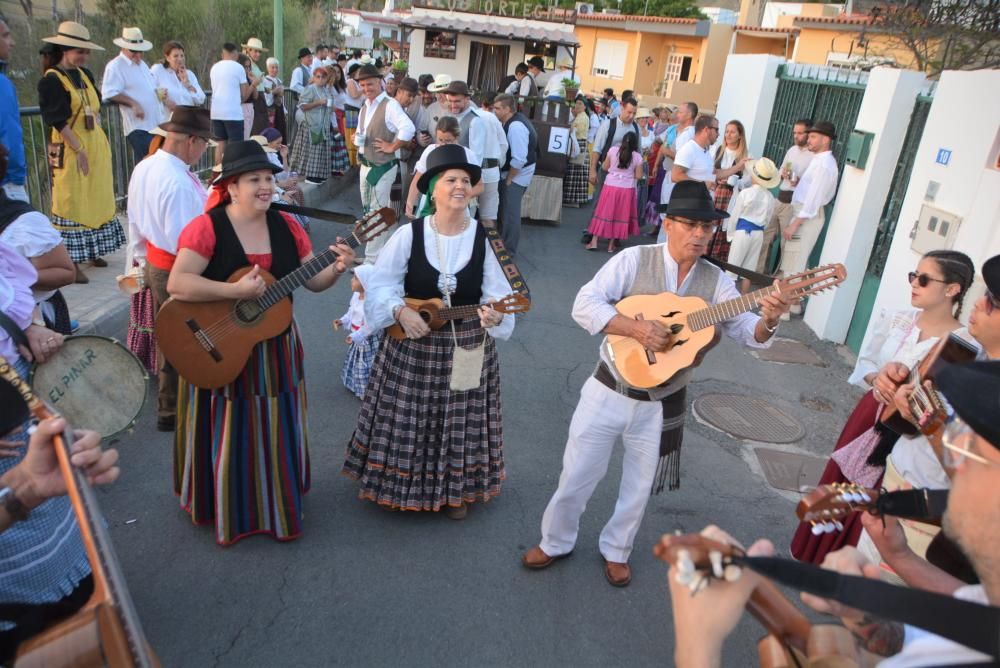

{"left": 522, "top": 180, "right": 792, "bottom": 587}
{"left": 288, "top": 47, "right": 314, "bottom": 100}
{"left": 395, "top": 77, "right": 426, "bottom": 220}
{"left": 779, "top": 120, "right": 839, "bottom": 301}
{"left": 526, "top": 56, "right": 549, "bottom": 89}
{"left": 126, "top": 106, "right": 212, "bottom": 431}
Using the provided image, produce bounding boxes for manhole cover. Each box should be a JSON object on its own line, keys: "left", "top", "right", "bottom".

{"left": 754, "top": 447, "right": 828, "bottom": 492}
{"left": 750, "top": 338, "right": 826, "bottom": 366}
{"left": 693, "top": 393, "right": 805, "bottom": 443}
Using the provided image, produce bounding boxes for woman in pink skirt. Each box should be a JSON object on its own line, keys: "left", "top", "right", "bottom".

{"left": 586, "top": 131, "right": 642, "bottom": 253}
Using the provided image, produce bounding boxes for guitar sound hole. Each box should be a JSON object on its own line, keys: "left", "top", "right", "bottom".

{"left": 234, "top": 300, "right": 264, "bottom": 325}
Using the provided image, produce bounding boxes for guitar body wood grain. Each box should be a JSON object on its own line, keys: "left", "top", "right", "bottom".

{"left": 385, "top": 297, "right": 448, "bottom": 340}
{"left": 606, "top": 293, "right": 720, "bottom": 389}
{"left": 154, "top": 267, "right": 294, "bottom": 390}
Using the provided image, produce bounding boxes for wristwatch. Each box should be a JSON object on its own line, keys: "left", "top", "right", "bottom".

{"left": 0, "top": 486, "right": 30, "bottom": 523}
{"left": 31, "top": 316, "right": 46, "bottom": 328}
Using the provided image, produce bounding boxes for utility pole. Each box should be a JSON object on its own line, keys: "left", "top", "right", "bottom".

{"left": 274, "top": 0, "right": 284, "bottom": 70}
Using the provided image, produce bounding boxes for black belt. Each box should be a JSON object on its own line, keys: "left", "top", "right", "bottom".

{"left": 594, "top": 362, "right": 658, "bottom": 402}
{"left": 777, "top": 190, "right": 793, "bottom": 203}
{"left": 482, "top": 159, "right": 499, "bottom": 169}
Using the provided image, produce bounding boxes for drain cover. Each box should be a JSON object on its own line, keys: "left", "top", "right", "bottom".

{"left": 754, "top": 447, "right": 828, "bottom": 492}
{"left": 693, "top": 393, "right": 805, "bottom": 443}
{"left": 750, "top": 338, "right": 826, "bottom": 366}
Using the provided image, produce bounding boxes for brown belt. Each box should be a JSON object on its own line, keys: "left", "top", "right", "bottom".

{"left": 778, "top": 190, "right": 793, "bottom": 204}
{"left": 594, "top": 362, "right": 658, "bottom": 402}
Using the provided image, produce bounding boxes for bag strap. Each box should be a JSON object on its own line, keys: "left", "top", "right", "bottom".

{"left": 0, "top": 310, "right": 30, "bottom": 350}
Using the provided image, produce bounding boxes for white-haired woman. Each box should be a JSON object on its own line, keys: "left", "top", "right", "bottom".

{"left": 261, "top": 56, "right": 287, "bottom": 138}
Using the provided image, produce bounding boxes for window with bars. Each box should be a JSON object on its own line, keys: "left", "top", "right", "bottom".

{"left": 665, "top": 54, "right": 693, "bottom": 82}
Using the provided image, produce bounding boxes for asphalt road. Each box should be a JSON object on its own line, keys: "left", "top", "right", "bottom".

{"left": 96, "top": 197, "right": 862, "bottom": 667}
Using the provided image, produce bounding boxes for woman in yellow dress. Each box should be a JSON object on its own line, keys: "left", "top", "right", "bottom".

{"left": 38, "top": 22, "right": 125, "bottom": 284}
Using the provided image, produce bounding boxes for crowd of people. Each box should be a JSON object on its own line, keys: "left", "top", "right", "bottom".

{"left": 0, "top": 14, "right": 997, "bottom": 668}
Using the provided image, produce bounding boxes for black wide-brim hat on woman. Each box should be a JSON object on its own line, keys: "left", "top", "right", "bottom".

{"left": 212, "top": 140, "right": 282, "bottom": 184}
{"left": 658, "top": 180, "right": 730, "bottom": 221}
{"left": 416, "top": 144, "right": 482, "bottom": 194}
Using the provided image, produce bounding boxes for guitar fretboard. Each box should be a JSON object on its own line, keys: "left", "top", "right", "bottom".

{"left": 257, "top": 232, "right": 362, "bottom": 309}
{"left": 686, "top": 285, "right": 779, "bottom": 331}
{"left": 436, "top": 303, "right": 484, "bottom": 321}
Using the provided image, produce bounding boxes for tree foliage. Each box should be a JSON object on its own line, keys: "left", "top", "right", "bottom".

{"left": 555, "top": 0, "right": 706, "bottom": 19}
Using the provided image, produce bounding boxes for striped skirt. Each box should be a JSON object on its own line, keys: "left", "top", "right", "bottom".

{"left": 342, "top": 319, "right": 505, "bottom": 512}
{"left": 289, "top": 122, "right": 331, "bottom": 181}
{"left": 52, "top": 215, "right": 126, "bottom": 264}
{"left": 563, "top": 138, "right": 590, "bottom": 205}
{"left": 341, "top": 331, "right": 382, "bottom": 399}
{"left": 331, "top": 109, "right": 349, "bottom": 174}
{"left": 707, "top": 184, "right": 735, "bottom": 262}
{"left": 127, "top": 287, "right": 157, "bottom": 373}
{"left": 174, "top": 324, "right": 310, "bottom": 546}
{"left": 344, "top": 106, "right": 360, "bottom": 168}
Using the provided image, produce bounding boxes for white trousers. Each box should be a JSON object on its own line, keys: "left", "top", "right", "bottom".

{"left": 360, "top": 163, "right": 399, "bottom": 264}
{"left": 540, "top": 377, "right": 664, "bottom": 563}
{"left": 778, "top": 205, "right": 824, "bottom": 276}
{"left": 727, "top": 229, "right": 764, "bottom": 278}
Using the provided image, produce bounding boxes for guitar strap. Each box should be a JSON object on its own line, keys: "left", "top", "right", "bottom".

{"left": 701, "top": 254, "right": 776, "bottom": 286}
{"left": 483, "top": 226, "right": 530, "bottom": 300}
{"left": 270, "top": 201, "right": 346, "bottom": 222}
{"left": 0, "top": 310, "right": 30, "bottom": 350}
{"left": 739, "top": 556, "right": 1000, "bottom": 659}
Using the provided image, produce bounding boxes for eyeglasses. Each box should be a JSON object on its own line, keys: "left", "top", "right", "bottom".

{"left": 709, "top": 125, "right": 720, "bottom": 131}
{"left": 942, "top": 417, "right": 997, "bottom": 468}
{"left": 985, "top": 289, "right": 1000, "bottom": 315}
{"left": 671, "top": 218, "right": 719, "bottom": 234}
{"left": 908, "top": 271, "right": 948, "bottom": 288}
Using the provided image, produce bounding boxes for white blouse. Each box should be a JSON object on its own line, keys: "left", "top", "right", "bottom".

{"left": 717, "top": 147, "right": 752, "bottom": 189}
{"left": 150, "top": 63, "right": 206, "bottom": 107}
{"left": 0, "top": 210, "right": 63, "bottom": 303}
{"left": 364, "top": 219, "right": 516, "bottom": 341}
{"left": 847, "top": 309, "right": 952, "bottom": 388}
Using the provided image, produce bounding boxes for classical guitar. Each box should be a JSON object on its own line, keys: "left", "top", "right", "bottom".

{"left": 879, "top": 333, "right": 978, "bottom": 438}
{"left": 655, "top": 533, "right": 859, "bottom": 668}
{"left": 607, "top": 264, "right": 846, "bottom": 389}
{"left": 0, "top": 357, "right": 159, "bottom": 668}
{"left": 156, "top": 208, "right": 395, "bottom": 389}
{"left": 385, "top": 293, "right": 531, "bottom": 340}
{"left": 796, "top": 484, "right": 947, "bottom": 535}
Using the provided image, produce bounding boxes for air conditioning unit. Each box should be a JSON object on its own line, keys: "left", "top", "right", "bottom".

{"left": 575, "top": 2, "right": 594, "bottom": 13}
{"left": 601, "top": 8, "right": 621, "bottom": 14}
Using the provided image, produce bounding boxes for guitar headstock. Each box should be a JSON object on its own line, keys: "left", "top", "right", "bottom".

{"left": 352, "top": 208, "right": 397, "bottom": 244}
{"left": 778, "top": 263, "right": 847, "bottom": 301}
{"left": 492, "top": 293, "right": 532, "bottom": 314}
{"left": 795, "top": 483, "right": 879, "bottom": 534}
{"left": 653, "top": 533, "right": 745, "bottom": 591}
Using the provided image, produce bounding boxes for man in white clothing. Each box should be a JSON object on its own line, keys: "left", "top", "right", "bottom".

{"left": 656, "top": 101, "right": 697, "bottom": 209}
{"left": 780, "top": 120, "right": 839, "bottom": 287}
{"left": 758, "top": 118, "right": 814, "bottom": 273}
{"left": 125, "top": 106, "right": 210, "bottom": 431}
{"left": 444, "top": 81, "right": 503, "bottom": 228}
{"left": 522, "top": 181, "right": 790, "bottom": 587}
{"left": 494, "top": 94, "right": 536, "bottom": 255}
{"left": 354, "top": 63, "right": 415, "bottom": 263}
{"left": 102, "top": 27, "right": 161, "bottom": 162}
{"left": 288, "top": 47, "right": 313, "bottom": 97}
{"left": 209, "top": 43, "right": 252, "bottom": 164}
{"left": 542, "top": 60, "right": 579, "bottom": 100}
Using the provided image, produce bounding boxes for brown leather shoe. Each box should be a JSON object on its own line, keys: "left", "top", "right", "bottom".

{"left": 91, "top": 257, "right": 108, "bottom": 268}
{"left": 521, "top": 545, "right": 571, "bottom": 570}
{"left": 73, "top": 264, "right": 89, "bottom": 284}
{"left": 604, "top": 559, "right": 631, "bottom": 587}
{"left": 445, "top": 503, "right": 467, "bottom": 520}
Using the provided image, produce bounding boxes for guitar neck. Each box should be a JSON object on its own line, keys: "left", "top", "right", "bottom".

{"left": 257, "top": 231, "right": 362, "bottom": 308}
{"left": 687, "top": 285, "right": 775, "bottom": 331}
{"left": 437, "top": 303, "right": 483, "bottom": 322}
{"left": 747, "top": 581, "right": 812, "bottom": 655}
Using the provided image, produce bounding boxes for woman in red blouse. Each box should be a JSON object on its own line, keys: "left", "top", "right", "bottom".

{"left": 167, "top": 140, "right": 354, "bottom": 545}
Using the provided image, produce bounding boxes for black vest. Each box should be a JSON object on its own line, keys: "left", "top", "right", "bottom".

{"left": 0, "top": 191, "right": 35, "bottom": 233}
{"left": 404, "top": 218, "right": 485, "bottom": 307}
{"left": 598, "top": 117, "right": 640, "bottom": 164}
{"left": 202, "top": 207, "right": 300, "bottom": 283}
{"left": 502, "top": 113, "right": 538, "bottom": 173}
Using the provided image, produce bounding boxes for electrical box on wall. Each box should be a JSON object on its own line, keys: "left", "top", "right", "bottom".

{"left": 844, "top": 129, "right": 875, "bottom": 168}
{"left": 911, "top": 204, "right": 962, "bottom": 254}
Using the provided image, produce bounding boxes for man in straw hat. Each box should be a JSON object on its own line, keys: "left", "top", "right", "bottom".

{"left": 354, "top": 63, "right": 415, "bottom": 263}
{"left": 542, "top": 57, "right": 579, "bottom": 100}
{"left": 241, "top": 37, "right": 268, "bottom": 93}
{"left": 419, "top": 74, "right": 452, "bottom": 143}
{"left": 522, "top": 180, "right": 791, "bottom": 587}
{"left": 102, "top": 26, "right": 162, "bottom": 162}
{"left": 126, "top": 106, "right": 213, "bottom": 431}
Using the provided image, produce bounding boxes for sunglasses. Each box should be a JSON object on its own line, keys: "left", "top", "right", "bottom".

{"left": 908, "top": 271, "right": 948, "bottom": 288}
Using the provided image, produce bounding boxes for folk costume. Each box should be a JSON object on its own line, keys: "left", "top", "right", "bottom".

{"left": 342, "top": 145, "right": 515, "bottom": 513}
{"left": 288, "top": 82, "right": 332, "bottom": 182}
{"left": 528, "top": 182, "right": 773, "bottom": 576}
{"left": 338, "top": 264, "right": 382, "bottom": 399}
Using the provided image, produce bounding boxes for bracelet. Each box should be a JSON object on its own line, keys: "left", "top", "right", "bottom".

{"left": 762, "top": 319, "right": 779, "bottom": 334}
{"left": 392, "top": 304, "right": 405, "bottom": 321}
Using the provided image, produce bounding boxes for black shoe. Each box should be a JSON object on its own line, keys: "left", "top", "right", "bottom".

{"left": 157, "top": 416, "right": 176, "bottom": 432}
{"left": 580, "top": 232, "right": 593, "bottom": 244}
{"left": 306, "top": 177, "right": 325, "bottom": 184}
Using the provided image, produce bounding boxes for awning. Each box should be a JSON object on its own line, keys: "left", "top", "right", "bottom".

{"left": 401, "top": 12, "right": 579, "bottom": 47}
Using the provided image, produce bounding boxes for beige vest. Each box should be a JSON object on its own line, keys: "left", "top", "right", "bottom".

{"left": 358, "top": 98, "right": 397, "bottom": 166}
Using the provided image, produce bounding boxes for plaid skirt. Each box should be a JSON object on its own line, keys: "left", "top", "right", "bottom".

{"left": 127, "top": 287, "right": 157, "bottom": 373}
{"left": 289, "top": 122, "right": 331, "bottom": 180}
{"left": 52, "top": 215, "right": 126, "bottom": 264}
{"left": 341, "top": 331, "right": 382, "bottom": 399}
{"left": 563, "top": 138, "right": 590, "bottom": 205}
{"left": 331, "top": 109, "right": 349, "bottom": 173}
{"left": 342, "top": 319, "right": 505, "bottom": 511}
{"left": 707, "top": 184, "right": 734, "bottom": 262}
{"left": 344, "top": 106, "right": 360, "bottom": 130}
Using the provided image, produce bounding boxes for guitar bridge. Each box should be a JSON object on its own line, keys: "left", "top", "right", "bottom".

{"left": 185, "top": 319, "right": 223, "bottom": 362}
{"left": 634, "top": 313, "right": 657, "bottom": 365}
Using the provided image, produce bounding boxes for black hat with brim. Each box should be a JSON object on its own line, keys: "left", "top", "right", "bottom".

{"left": 416, "top": 144, "right": 481, "bottom": 194}
{"left": 298, "top": 47, "right": 313, "bottom": 59}
{"left": 656, "top": 180, "right": 729, "bottom": 220}
{"left": 983, "top": 254, "right": 1000, "bottom": 296}
{"left": 527, "top": 56, "right": 545, "bottom": 72}
{"left": 212, "top": 140, "right": 282, "bottom": 184}
{"left": 807, "top": 121, "right": 837, "bottom": 140}
{"left": 936, "top": 361, "right": 1000, "bottom": 450}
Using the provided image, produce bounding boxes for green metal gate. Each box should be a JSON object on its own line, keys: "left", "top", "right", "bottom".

{"left": 844, "top": 93, "right": 934, "bottom": 352}
{"left": 761, "top": 64, "right": 868, "bottom": 269}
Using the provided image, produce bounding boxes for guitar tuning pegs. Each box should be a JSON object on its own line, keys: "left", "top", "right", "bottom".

{"left": 723, "top": 564, "right": 742, "bottom": 582}
{"left": 811, "top": 522, "right": 824, "bottom": 536}
{"left": 675, "top": 570, "right": 695, "bottom": 586}
{"left": 833, "top": 520, "right": 844, "bottom": 531}
{"left": 709, "top": 550, "right": 724, "bottom": 579}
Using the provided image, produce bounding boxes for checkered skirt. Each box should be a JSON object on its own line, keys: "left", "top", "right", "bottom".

{"left": 52, "top": 215, "right": 126, "bottom": 264}
{"left": 341, "top": 331, "right": 382, "bottom": 399}
{"left": 289, "top": 121, "right": 331, "bottom": 180}
{"left": 127, "top": 287, "right": 157, "bottom": 373}
{"left": 707, "top": 184, "right": 734, "bottom": 262}
{"left": 563, "top": 138, "right": 590, "bottom": 205}
{"left": 342, "top": 319, "right": 505, "bottom": 511}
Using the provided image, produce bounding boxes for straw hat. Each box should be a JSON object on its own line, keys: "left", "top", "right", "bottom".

{"left": 556, "top": 58, "right": 573, "bottom": 69}
{"left": 749, "top": 158, "right": 781, "bottom": 189}
{"left": 241, "top": 37, "right": 269, "bottom": 52}
{"left": 113, "top": 27, "right": 153, "bottom": 52}
{"left": 42, "top": 21, "right": 105, "bottom": 51}
{"left": 426, "top": 73, "right": 452, "bottom": 92}
{"left": 636, "top": 107, "right": 652, "bottom": 119}
{"left": 250, "top": 135, "right": 278, "bottom": 153}
{"left": 359, "top": 54, "right": 376, "bottom": 65}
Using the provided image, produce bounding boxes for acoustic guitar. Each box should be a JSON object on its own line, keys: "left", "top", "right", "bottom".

{"left": 655, "top": 533, "right": 859, "bottom": 668}
{"left": 385, "top": 293, "right": 531, "bottom": 340}
{"left": 155, "top": 208, "right": 395, "bottom": 389}
{"left": 0, "top": 357, "right": 159, "bottom": 668}
{"left": 796, "top": 484, "right": 947, "bottom": 535}
{"left": 607, "top": 264, "right": 846, "bottom": 389}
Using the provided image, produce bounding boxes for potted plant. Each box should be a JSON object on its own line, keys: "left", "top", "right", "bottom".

{"left": 561, "top": 77, "right": 580, "bottom": 100}
{"left": 392, "top": 59, "right": 408, "bottom": 78}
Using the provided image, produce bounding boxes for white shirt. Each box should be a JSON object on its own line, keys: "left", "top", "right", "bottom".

{"left": 101, "top": 53, "right": 162, "bottom": 135}
{"left": 354, "top": 92, "right": 416, "bottom": 147}
{"left": 481, "top": 109, "right": 508, "bottom": 181}
{"left": 149, "top": 63, "right": 206, "bottom": 108}
{"left": 364, "top": 219, "right": 516, "bottom": 341}
{"left": 126, "top": 149, "right": 208, "bottom": 258}
{"left": 727, "top": 184, "right": 776, "bottom": 227}
{"left": 848, "top": 309, "right": 960, "bottom": 388}
{"left": 457, "top": 106, "right": 502, "bottom": 184}
{"left": 674, "top": 139, "right": 715, "bottom": 183}
{"left": 504, "top": 118, "right": 535, "bottom": 187}
{"left": 338, "top": 292, "right": 373, "bottom": 343}
{"left": 779, "top": 144, "right": 813, "bottom": 193}
{"left": 674, "top": 125, "right": 695, "bottom": 153}
{"left": 289, "top": 63, "right": 312, "bottom": 95}
{"left": 0, "top": 210, "right": 63, "bottom": 302}
{"left": 717, "top": 148, "right": 751, "bottom": 189}
{"left": 543, "top": 70, "right": 579, "bottom": 97}
{"left": 877, "top": 586, "right": 993, "bottom": 667}
{"left": 209, "top": 59, "right": 249, "bottom": 121}
{"left": 793, "top": 150, "right": 838, "bottom": 219}
{"left": 573, "top": 246, "right": 771, "bottom": 372}
{"left": 587, "top": 113, "right": 600, "bottom": 143}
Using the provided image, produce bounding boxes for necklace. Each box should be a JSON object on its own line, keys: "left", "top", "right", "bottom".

{"left": 429, "top": 215, "right": 469, "bottom": 297}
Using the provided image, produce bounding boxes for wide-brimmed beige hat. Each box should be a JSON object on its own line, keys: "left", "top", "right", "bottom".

{"left": 426, "top": 73, "right": 452, "bottom": 92}
{"left": 241, "top": 37, "right": 269, "bottom": 52}
{"left": 636, "top": 107, "right": 653, "bottom": 118}
{"left": 749, "top": 157, "right": 781, "bottom": 189}
{"left": 556, "top": 58, "right": 573, "bottom": 69}
{"left": 113, "top": 27, "right": 152, "bottom": 52}
{"left": 250, "top": 135, "right": 278, "bottom": 153}
{"left": 42, "top": 21, "right": 105, "bottom": 51}
{"left": 359, "top": 54, "right": 376, "bottom": 66}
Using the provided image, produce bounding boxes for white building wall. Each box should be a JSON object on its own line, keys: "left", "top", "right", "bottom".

{"left": 714, "top": 54, "right": 784, "bottom": 159}
{"left": 406, "top": 30, "right": 525, "bottom": 84}
{"left": 861, "top": 69, "right": 1000, "bottom": 352}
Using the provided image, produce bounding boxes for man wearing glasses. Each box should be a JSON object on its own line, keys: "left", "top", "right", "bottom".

{"left": 521, "top": 181, "right": 792, "bottom": 587}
